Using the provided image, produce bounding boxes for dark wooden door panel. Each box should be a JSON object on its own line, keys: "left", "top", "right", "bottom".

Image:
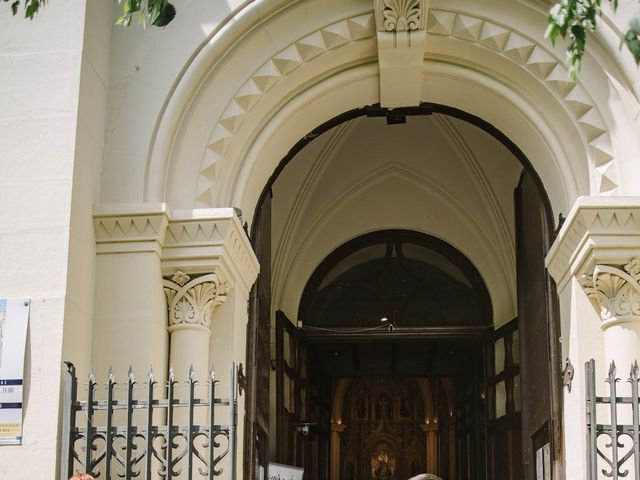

{"left": 245, "top": 192, "right": 271, "bottom": 480}
{"left": 486, "top": 318, "right": 523, "bottom": 480}
{"left": 515, "top": 171, "right": 562, "bottom": 479}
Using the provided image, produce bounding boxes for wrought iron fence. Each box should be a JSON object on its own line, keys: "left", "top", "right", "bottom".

{"left": 60, "top": 361, "right": 238, "bottom": 480}
{"left": 586, "top": 359, "right": 640, "bottom": 480}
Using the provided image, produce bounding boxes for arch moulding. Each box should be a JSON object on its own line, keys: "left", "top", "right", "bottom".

{"left": 145, "top": 0, "right": 640, "bottom": 226}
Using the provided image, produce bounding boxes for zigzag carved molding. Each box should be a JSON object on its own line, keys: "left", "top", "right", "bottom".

{"left": 195, "top": 13, "right": 377, "bottom": 207}
{"left": 426, "top": 10, "right": 617, "bottom": 196}
{"left": 546, "top": 203, "right": 640, "bottom": 289}
{"left": 195, "top": 9, "right": 618, "bottom": 207}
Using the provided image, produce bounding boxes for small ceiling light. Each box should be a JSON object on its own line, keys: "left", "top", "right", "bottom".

{"left": 380, "top": 317, "right": 388, "bottom": 323}
{"left": 333, "top": 351, "right": 340, "bottom": 357}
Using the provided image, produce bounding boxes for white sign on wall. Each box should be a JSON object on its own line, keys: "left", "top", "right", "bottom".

{"left": 0, "top": 299, "right": 30, "bottom": 445}
{"left": 268, "top": 462, "right": 304, "bottom": 480}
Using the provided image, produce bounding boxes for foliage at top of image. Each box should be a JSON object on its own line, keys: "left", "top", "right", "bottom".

{"left": 2, "top": 0, "right": 639, "bottom": 79}
{"left": 2, "top": 0, "right": 176, "bottom": 27}
{"left": 547, "top": 0, "right": 640, "bottom": 77}
{"left": 116, "top": 0, "right": 175, "bottom": 28}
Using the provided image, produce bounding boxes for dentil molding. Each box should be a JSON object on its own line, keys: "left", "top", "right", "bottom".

{"left": 546, "top": 197, "right": 640, "bottom": 291}
{"left": 94, "top": 204, "right": 259, "bottom": 296}
{"left": 163, "top": 271, "right": 230, "bottom": 332}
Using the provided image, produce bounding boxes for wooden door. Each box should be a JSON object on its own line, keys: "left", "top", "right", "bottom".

{"left": 276, "top": 310, "right": 308, "bottom": 466}
{"left": 455, "top": 352, "right": 486, "bottom": 480}
{"left": 486, "top": 318, "right": 523, "bottom": 479}
{"left": 245, "top": 192, "right": 272, "bottom": 480}
{"left": 275, "top": 311, "right": 332, "bottom": 479}
{"left": 514, "top": 171, "right": 562, "bottom": 479}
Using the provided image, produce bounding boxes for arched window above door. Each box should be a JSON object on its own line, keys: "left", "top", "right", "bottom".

{"left": 299, "top": 230, "right": 492, "bottom": 328}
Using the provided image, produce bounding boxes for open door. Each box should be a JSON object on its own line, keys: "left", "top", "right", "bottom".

{"left": 275, "top": 311, "right": 330, "bottom": 479}
{"left": 245, "top": 192, "right": 272, "bottom": 480}
{"left": 514, "top": 171, "right": 562, "bottom": 480}
{"left": 276, "top": 311, "right": 308, "bottom": 466}
{"left": 486, "top": 317, "right": 523, "bottom": 479}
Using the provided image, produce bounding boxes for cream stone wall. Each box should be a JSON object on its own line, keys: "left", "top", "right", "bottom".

{"left": 1, "top": 0, "right": 639, "bottom": 478}
{"left": 0, "top": 1, "right": 111, "bottom": 478}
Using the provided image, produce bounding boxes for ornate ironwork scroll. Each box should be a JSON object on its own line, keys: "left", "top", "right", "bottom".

{"left": 60, "top": 362, "right": 239, "bottom": 479}
{"left": 586, "top": 359, "right": 640, "bottom": 479}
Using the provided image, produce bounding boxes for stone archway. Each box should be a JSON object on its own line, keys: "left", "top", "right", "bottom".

{"left": 93, "top": 3, "right": 640, "bottom": 480}
{"left": 137, "top": 0, "right": 640, "bottom": 223}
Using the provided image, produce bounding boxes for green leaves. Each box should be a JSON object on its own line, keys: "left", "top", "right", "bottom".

{"left": 116, "top": 0, "right": 176, "bottom": 28}
{"left": 4, "top": 0, "right": 46, "bottom": 20}
{"left": 152, "top": 1, "right": 175, "bottom": 27}
{"left": 547, "top": 0, "right": 640, "bottom": 78}
{"left": 624, "top": 11, "right": 640, "bottom": 64}
{"left": 4, "top": 0, "right": 175, "bottom": 29}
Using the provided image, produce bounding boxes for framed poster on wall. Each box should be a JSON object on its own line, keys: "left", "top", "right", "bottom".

{"left": 0, "top": 299, "right": 30, "bottom": 445}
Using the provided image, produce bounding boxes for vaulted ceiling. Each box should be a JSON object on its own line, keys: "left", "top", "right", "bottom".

{"left": 271, "top": 113, "right": 524, "bottom": 329}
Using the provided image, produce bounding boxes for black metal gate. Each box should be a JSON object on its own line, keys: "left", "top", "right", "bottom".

{"left": 586, "top": 359, "right": 640, "bottom": 479}
{"left": 60, "top": 362, "right": 239, "bottom": 479}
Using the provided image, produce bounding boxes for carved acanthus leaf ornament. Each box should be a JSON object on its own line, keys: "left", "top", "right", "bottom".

{"left": 375, "top": 0, "right": 426, "bottom": 32}
{"left": 163, "top": 271, "right": 230, "bottom": 330}
{"left": 580, "top": 259, "right": 640, "bottom": 327}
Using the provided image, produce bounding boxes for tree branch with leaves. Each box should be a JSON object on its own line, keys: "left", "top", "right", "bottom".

{"left": 547, "top": 0, "right": 640, "bottom": 78}
{"left": 3, "top": 0, "right": 176, "bottom": 27}
{"left": 4, "top": 0, "right": 639, "bottom": 80}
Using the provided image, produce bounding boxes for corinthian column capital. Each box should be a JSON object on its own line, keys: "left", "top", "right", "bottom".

{"left": 163, "top": 270, "right": 231, "bottom": 332}
{"left": 579, "top": 259, "right": 640, "bottom": 328}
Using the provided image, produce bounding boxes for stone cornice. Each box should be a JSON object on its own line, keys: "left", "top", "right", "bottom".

{"left": 162, "top": 208, "right": 259, "bottom": 296}
{"left": 94, "top": 204, "right": 260, "bottom": 296}
{"left": 94, "top": 203, "right": 170, "bottom": 255}
{"left": 545, "top": 197, "right": 640, "bottom": 290}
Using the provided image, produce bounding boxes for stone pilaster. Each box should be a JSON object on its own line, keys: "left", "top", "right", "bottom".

{"left": 546, "top": 197, "right": 640, "bottom": 479}
{"left": 92, "top": 204, "right": 170, "bottom": 379}
{"left": 94, "top": 204, "right": 259, "bottom": 480}
{"left": 92, "top": 205, "right": 259, "bottom": 378}
{"left": 546, "top": 197, "right": 640, "bottom": 368}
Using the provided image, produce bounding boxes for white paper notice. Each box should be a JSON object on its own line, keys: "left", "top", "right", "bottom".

{"left": 0, "top": 299, "right": 30, "bottom": 445}
{"left": 536, "top": 446, "right": 544, "bottom": 480}
{"left": 268, "top": 462, "right": 304, "bottom": 480}
{"left": 543, "top": 443, "right": 551, "bottom": 480}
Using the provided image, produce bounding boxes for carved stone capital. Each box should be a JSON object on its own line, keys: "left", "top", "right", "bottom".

{"left": 374, "top": 0, "right": 427, "bottom": 32}
{"left": 163, "top": 271, "right": 230, "bottom": 332}
{"left": 579, "top": 259, "right": 640, "bottom": 329}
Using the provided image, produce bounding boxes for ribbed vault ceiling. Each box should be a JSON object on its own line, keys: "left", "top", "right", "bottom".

{"left": 271, "top": 113, "right": 523, "bottom": 328}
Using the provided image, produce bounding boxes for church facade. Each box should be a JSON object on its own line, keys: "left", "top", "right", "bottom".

{"left": 1, "top": 0, "right": 640, "bottom": 479}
